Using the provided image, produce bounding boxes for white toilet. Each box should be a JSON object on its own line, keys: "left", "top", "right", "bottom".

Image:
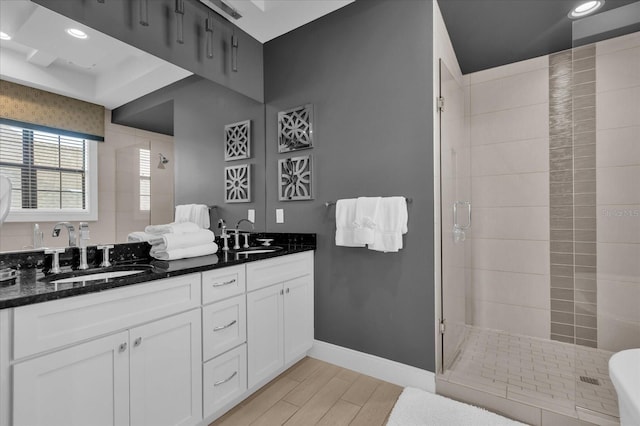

{"left": 609, "top": 348, "right": 640, "bottom": 426}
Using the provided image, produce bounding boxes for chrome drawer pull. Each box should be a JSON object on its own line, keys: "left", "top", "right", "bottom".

{"left": 212, "top": 278, "right": 236, "bottom": 287}
{"left": 213, "top": 320, "right": 237, "bottom": 332}
{"left": 213, "top": 371, "right": 237, "bottom": 386}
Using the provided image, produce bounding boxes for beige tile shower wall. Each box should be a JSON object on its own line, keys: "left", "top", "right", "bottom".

{"left": 467, "top": 57, "right": 551, "bottom": 339}
{"left": 595, "top": 32, "right": 640, "bottom": 352}
{"left": 0, "top": 111, "right": 174, "bottom": 252}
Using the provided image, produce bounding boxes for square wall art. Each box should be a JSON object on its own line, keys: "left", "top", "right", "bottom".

{"left": 278, "top": 155, "right": 313, "bottom": 201}
{"left": 225, "top": 164, "right": 251, "bottom": 203}
{"left": 277, "top": 104, "right": 314, "bottom": 153}
{"left": 224, "top": 119, "right": 251, "bottom": 161}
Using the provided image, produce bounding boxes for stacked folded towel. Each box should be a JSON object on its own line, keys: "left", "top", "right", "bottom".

{"left": 127, "top": 231, "right": 161, "bottom": 243}
{"left": 174, "top": 204, "right": 210, "bottom": 229}
{"left": 137, "top": 221, "right": 218, "bottom": 260}
{"left": 335, "top": 196, "right": 408, "bottom": 252}
{"left": 144, "top": 221, "right": 201, "bottom": 235}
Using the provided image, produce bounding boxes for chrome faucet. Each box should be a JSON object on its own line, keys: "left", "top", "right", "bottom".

{"left": 217, "top": 219, "right": 230, "bottom": 251}
{"left": 52, "top": 222, "right": 76, "bottom": 247}
{"left": 77, "top": 222, "right": 90, "bottom": 270}
{"left": 236, "top": 218, "right": 254, "bottom": 231}
{"left": 233, "top": 219, "right": 254, "bottom": 249}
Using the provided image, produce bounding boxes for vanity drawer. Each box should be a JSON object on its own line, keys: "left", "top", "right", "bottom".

{"left": 246, "top": 251, "right": 313, "bottom": 292}
{"left": 13, "top": 274, "right": 201, "bottom": 359}
{"left": 202, "top": 295, "right": 246, "bottom": 362}
{"left": 202, "top": 265, "right": 246, "bottom": 304}
{"left": 203, "top": 344, "right": 247, "bottom": 419}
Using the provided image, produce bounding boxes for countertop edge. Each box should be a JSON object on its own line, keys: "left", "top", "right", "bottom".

{"left": 0, "top": 246, "right": 315, "bottom": 310}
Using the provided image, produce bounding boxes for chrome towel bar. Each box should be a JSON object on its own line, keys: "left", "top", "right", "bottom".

{"left": 325, "top": 197, "right": 412, "bottom": 207}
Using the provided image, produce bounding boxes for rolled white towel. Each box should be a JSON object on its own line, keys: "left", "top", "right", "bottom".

{"left": 127, "top": 231, "right": 162, "bottom": 243}
{"left": 150, "top": 242, "right": 218, "bottom": 261}
{"left": 150, "top": 229, "right": 215, "bottom": 251}
{"left": 145, "top": 221, "right": 201, "bottom": 235}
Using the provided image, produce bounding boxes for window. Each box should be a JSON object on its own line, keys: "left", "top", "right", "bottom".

{"left": 0, "top": 119, "right": 98, "bottom": 222}
{"left": 139, "top": 148, "right": 151, "bottom": 212}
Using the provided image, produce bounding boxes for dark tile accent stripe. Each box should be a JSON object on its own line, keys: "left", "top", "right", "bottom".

{"left": 548, "top": 46, "right": 597, "bottom": 348}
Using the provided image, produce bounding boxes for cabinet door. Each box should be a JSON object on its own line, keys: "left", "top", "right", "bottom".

{"left": 284, "top": 275, "right": 314, "bottom": 364}
{"left": 129, "top": 309, "right": 202, "bottom": 426}
{"left": 13, "top": 331, "right": 130, "bottom": 426}
{"left": 247, "top": 284, "right": 284, "bottom": 389}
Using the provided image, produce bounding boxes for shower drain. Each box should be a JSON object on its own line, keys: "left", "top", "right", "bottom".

{"left": 580, "top": 376, "right": 601, "bottom": 386}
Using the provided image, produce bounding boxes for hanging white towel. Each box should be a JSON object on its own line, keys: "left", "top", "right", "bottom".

{"left": 145, "top": 221, "right": 201, "bottom": 235}
{"left": 174, "top": 204, "right": 193, "bottom": 223}
{"left": 353, "top": 197, "right": 382, "bottom": 245}
{"left": 150, "top": 242, "right": 218, "bottom": 261}
{"left": 174, "top": 204, "right": 210, "bottom": 229}
{"left": 368, "top": 197, "right": 408, "bottom": 252}
{"left": 150, "top": 229, "right": 215, "bottom": 251}
{"left": 192, "top": 204, "right": 211, "bottom": 229}
{"left": 335, "top": 198, "right": 364, "bottom": 247}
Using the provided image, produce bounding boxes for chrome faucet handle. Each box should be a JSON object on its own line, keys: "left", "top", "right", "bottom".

{"left": 44, "top": 247, "right": 66, "bottom": 274}
{"left": 217, "top": 219, "right": 228, "bottom": 237}
{"left": 78, "top": 222, "right": 90, "bottom": 244}
{"left": 97, "top": 245, "right": 114, "bottom": 268}
{"left": 220, "top": 234, "right": 230, "bottom": 251}
{"left": 231, "top": 229, "right": 241, "bottom": 250}
{"left": 242, "top": 233, "right": 250, "bottom": 249}
{"left": 78, "top": 247, "right": 89, "bottom": 270}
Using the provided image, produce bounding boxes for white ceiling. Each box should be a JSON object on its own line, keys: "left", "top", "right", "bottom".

{"left": 224, "top": 0, "right": 355, "bottom": 43}
{"left": 0, "top": 0, "right": 354, "bottom": 109}
{"left": 0, "top": 1, "right": 192, "bottom": 110}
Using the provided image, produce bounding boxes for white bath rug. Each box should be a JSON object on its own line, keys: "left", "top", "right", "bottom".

{"left": 387, "top": 387, "right": 528, "bottom": 426}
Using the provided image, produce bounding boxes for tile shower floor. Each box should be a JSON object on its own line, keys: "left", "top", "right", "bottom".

{"left": 440, "top": 327, "right": 619, "bottom": 420}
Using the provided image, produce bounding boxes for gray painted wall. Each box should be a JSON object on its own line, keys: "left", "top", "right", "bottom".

{"left": 264, "top": 0, "right": 435, "bottom": 371}
{"left": 113, "top": 75, "right": 266, "bottom": 230}
{"left": 34, "top": 0, "right": 264, "bottom": 102}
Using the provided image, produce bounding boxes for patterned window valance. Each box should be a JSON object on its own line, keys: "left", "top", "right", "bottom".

{"left": 0, "top": 80, "right": 105, "bottom": 140}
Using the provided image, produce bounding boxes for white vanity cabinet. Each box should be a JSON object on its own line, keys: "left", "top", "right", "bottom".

{"left": 9, "top": 274, "right": 203, "bottom": 426}
{"left": 246, "top": 252, "right": 314, "bottom": 389}
{"left": 1, "top": 250, "right": 315, "bottom": 426}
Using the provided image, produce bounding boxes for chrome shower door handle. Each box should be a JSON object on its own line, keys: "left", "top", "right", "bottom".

{"left": 453, "top": 201, "right": 471, "bottom": 230}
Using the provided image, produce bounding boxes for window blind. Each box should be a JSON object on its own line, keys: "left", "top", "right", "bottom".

{"left": 0, "top": 121, "right": 90, "bottom": 212}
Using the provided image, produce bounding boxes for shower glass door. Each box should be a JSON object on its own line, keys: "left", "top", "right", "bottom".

{"left": 439, "top": 59, "right": 471, "bottom": 372}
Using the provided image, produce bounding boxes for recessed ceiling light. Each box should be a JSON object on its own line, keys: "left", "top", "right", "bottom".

{"left": 0, "top": 31, "right": 11, "bottom": 41}
{"left": 66, "top": 28, "right": 88, "bottom": 39}
{"left": 569, "top": 0, "right": 605, "bottom": 18}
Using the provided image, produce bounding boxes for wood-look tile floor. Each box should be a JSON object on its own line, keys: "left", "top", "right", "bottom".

{"left": 211, "top": 357, "right": 403, "bottom": 426}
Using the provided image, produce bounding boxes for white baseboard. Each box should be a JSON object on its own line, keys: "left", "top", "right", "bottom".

{"left": 308, "top": 340, "right": 435, "bottom": 392}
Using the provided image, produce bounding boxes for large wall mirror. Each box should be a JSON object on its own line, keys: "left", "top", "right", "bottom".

{"left": 0, "top": 0, "right": 266, "bottom": 252}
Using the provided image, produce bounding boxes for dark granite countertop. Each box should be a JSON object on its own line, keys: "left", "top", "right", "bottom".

{"left": 0, "top": 233, "right": 315, "bottom": 309}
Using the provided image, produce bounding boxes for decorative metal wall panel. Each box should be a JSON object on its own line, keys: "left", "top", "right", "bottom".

{"left": 224, "top": 120, "right": 251, "bottom": 161}
{"left": 277, "top": 104, "right": 314, "bottom": 153}
{"left": 225, "top": 164, "right": 251, "bottom": 203}
{"left": 278, "top": 155, "right": 313, "bottom": 201}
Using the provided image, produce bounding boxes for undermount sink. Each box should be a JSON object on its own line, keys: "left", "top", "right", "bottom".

{"left": 41, "top": 264, "right": 154, "bottom": 284}
{"left": 233, "top": 246, "right": 283, "bottom": 255}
